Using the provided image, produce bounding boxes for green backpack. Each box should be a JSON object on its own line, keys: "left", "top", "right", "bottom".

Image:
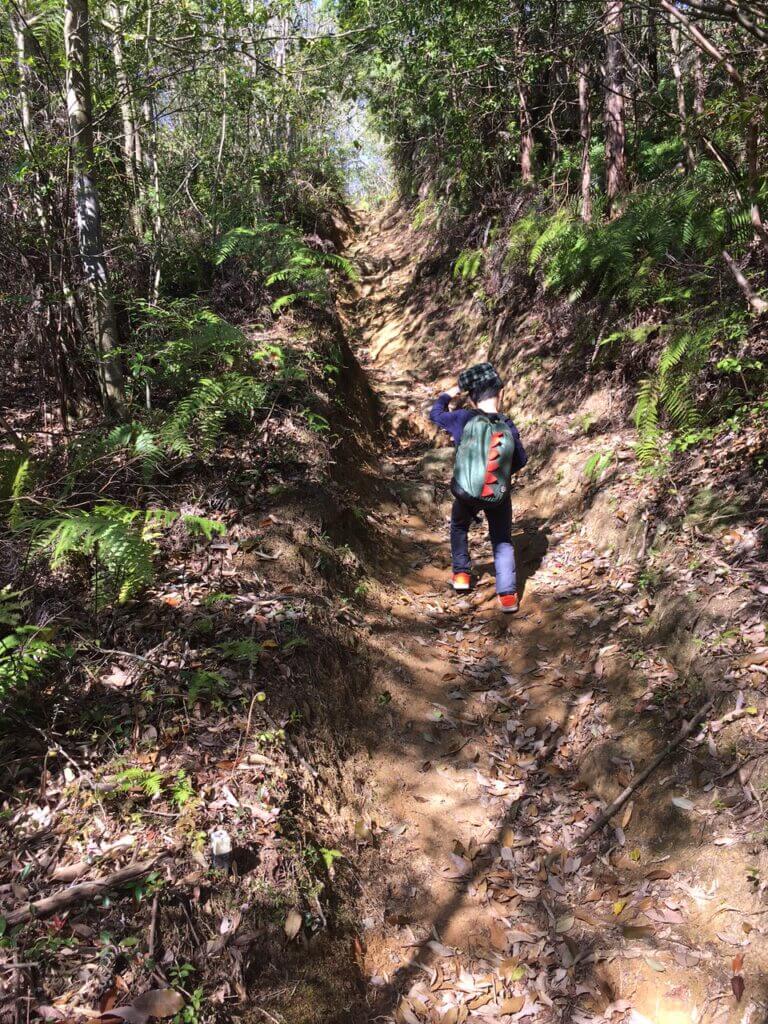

{"left": 451, "top": 414, "right": 517, "bottom": 507}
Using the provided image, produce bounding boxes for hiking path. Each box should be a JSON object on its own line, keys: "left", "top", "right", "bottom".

{"left": 334, "top": 214, "right": 766, "bottom": 1024}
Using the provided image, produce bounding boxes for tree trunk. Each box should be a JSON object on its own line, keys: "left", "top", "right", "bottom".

{"left": 670, "top": 25, "right": 695, "bottom": 172}
{"left": 646, "top": 4, "right": 659, "bottom": 86}
{"left": 578, "top": 60, "right": 592, "bottom": 222}
{"left": 693, "top": 47, "right": 706, "bottom": 117}
{"left": 603, "top": 0, "right": 626, "bottom": 216}
{"left": 11, "top": 9, "right": 48, "bottom": 234}
{"left": 143, "top": 95, "right": 162, "bottom": 303}
{"left": 108, "top": 1, "right": 143, "bottom": 237}
{"left": 64, "top": 0, "right": 125, "bottom": 413}
{"left": 518, "top": 81, "right": 534, "bottom": 184}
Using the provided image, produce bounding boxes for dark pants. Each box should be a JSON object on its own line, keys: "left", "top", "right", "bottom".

{"left": 450, "top": 495, "right": 517, "bottom": 595}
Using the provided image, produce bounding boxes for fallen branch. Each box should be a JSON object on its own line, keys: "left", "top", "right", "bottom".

{"left": 694, "top": 705, "right": 758, "bottom": 743}
{"left": 6, "top": 856, "right": 167, "bottom": 926}
{"left": 578, "top": 702, "right": 714, "bottom": 845}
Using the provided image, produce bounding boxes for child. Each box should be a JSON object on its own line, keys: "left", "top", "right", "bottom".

{"left": 429, "top": 363, "right": 527, "bottom": 612}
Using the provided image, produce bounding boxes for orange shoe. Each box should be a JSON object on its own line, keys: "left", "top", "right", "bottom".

{"left": 497, "top": 592, "right": 519, "bottom": 613}
{"left": 452, "top": 572, "right": 471, "bottom": 592}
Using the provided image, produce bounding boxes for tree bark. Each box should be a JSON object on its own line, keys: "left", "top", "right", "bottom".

{"left": 64, "top": 0, "right": 125, "bottom": 413}
{"left": 108, "top": 1, "right": 143, "bottom": 237}
{"left": 578, "top": 60, "right": 592, "bottom": 222}
{"left": 670, "top": 25, "right": 695, "bottom": 172}
{"left": 693, "top": 47, "right": 706, "bottom": 117}
{"left": 646, "top": 4, "right": 659, "bottom": 86}
{"left": 518, "top": 81, "right": 534, "bottom": 184}
{"left": 143, "top": 95, "right": 162, "bottom": 303}
{"left": 722, "top": 250, "right": 768, "bottom": 314}
{"left": 604, "top": 0, "right": 626, "bottom": 216}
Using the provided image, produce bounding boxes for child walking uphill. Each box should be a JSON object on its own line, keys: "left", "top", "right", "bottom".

{"left": 429, "top": 363, "right": 527, "bottom": 613}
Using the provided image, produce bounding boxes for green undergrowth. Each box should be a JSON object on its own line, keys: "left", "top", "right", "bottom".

{"left": 0, "top": 233, "right": 358, "bottom": 702}
{"left": 450, "top": 163, "right": 768, "bottom": 470}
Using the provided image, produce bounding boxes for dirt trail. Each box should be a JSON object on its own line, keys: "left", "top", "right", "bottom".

{"left": 334, "top": 216, "right": 767, "bottom": 1024}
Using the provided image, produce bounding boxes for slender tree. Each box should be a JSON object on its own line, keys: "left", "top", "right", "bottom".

{"left": 64, "top": 0, "right": 125, "bottom": 412}
{"left": 578, "top": 58, "right": 592, "bottom": 222}
{"left": 603, "top": 0, "right": 626, "bottom": 215}
{"left": 670, "top": 24, "right": 695, "bottom": 172}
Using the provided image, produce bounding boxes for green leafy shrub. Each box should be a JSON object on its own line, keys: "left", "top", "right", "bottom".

{"left": 515, "top": 165, "right": 738, "bottom": 305}
{"left": 68, "top": 423, "right": 163, "bottom": 485}
{"left": 453, "top": 248, "right": 484, "bottom": 282}
{"left": 131, "top": 300, "right": 250, "bottom": 398}
{"left": 0, "top": 452, "right": 33, "bottom": 528}
{"left": 161, "top": 373, "right": 267, "bottom": 457}
{"left": 214, "top": 222, "right": 358, "bottom": 313}
{"left": 0, "top": 587, "right": 60, "bottom": 695}
{"left": 634, "top": 314, "right": 749, "bottom": 466}
{"left": 26, "top": 503, "right": 225, "bottom": 605}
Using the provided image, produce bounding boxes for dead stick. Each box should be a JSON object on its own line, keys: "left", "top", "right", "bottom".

{"left": 6, "top": 856, "right": 166, "bottom": 926}
{"left": 578, "top": 702, "right": 714, "bottom": 845}
{"left": 148, "top": 891, "right": 160, "bottom": 958}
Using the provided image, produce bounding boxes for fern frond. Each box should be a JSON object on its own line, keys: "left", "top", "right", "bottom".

{"left": 29, "top": 502, "right": 174, "bottom": 605}
{"left": 182, "top": 515, "right": 226, "bottom": 540}
{"left": 161, "top": 373, "right": 266, "bottom": 457}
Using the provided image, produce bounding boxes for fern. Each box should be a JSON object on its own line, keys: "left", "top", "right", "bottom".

{"left": 182, "top": 515, "right": 226, "bottom": 540}
{"left": 583, "top": 449, "right": 615, "bottom": 483}
{"left": 106, "top": 423, "right": 163, "bottom": 479}
{"left": 171, "top": 770, "right": 195, "bottom": 809}
{"left": 453, "top": 248, "right": 484, "bottom": 282}
{"left": 214, "top": 222, "right": 358, "bottom": 316}
{"left": 633, "top": 377, "right": 664, "bottom": 466}
{"left": 217, "top": 638, "right": 264, "bottom": 664}
{"left": 116, "top": 767, "right": 164, "bottom": 798}
{"left": 161, "top": 372, "right": 267, "bottom": 457}
{"left": 0, "top": 452, "right": 33, "bottom": 528}
{"left": 185, "top": 669, "right": 227, "bottom": 703}
{"left": 29, "top": 502, "right": 177, "bottom": 605}
{"left": 132, "top": 300, "right": 250, "bottom": 397}
{"left": 0, "top": 587, "right": 59, "bottom": 695}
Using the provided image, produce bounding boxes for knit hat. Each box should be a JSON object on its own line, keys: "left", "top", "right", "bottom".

{"left": 459, "top": 362, "right": 503, "bottom": 396}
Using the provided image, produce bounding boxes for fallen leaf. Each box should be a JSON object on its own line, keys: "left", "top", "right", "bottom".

{"left": 671, "top": 797, "right": 694, "bottom": 811}
{"left": 104, "top": 1010, "right": 148, "bottom": 1024}
{"left": 732, "top": 975, "right": 745, "bottom": 1002}
{"left": 131, "top": 991, "right": 184, "bottom": 1019}
{"left": 500, "top": 960, "right": 526, "bottom": 982}
{"left": 284, "top": 908, "right": 303, "bottom": 941}
{"left": 427, "top": 940, "right": 455, "bottom": 957}
{"left": 732, "top": 953, "right": 744, "bottom": 973}
{"left": 622, "top": 924, "right": 655, "bottom": 939}
{"left": 500, "top": 996, "right": 525, "bottom": 1014}
{"left": 621, "top": 802, "right": 634, "bottom": 829}
{"left": 555, "top": 914, "right": 574, "bottom": 934}
{"left": 645, "top": 868, "right": 672, "bottom": 881}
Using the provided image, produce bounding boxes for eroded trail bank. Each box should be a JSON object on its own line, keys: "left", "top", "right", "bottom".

{"left": 339, "top": 212, "right": 768, "bottom": 1024}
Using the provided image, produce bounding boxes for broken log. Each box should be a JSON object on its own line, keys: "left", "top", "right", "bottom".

{"left": 6, "top": 855, "right": 167, "bottom": 926}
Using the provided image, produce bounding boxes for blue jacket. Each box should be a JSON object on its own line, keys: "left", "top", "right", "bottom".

{"left": 429, "top": 393, "right": 528, "bottom": 470}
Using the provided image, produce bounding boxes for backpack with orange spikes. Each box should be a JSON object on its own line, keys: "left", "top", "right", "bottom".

{"left": 450, "top": 414, "right": 517, "bottom": 506}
